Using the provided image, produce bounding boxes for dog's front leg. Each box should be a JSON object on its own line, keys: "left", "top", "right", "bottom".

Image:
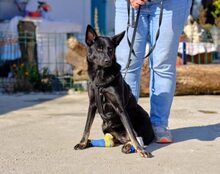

{"left": 107, "top": 91, "right": 152, "bottom": 157}
{"left": 117, "top": 110, "right": 152, "bottom": 157}
{"left": 74, "top": 103, "right": 97, "bottom": 150}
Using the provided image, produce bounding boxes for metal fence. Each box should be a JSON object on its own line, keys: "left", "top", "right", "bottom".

{"left": 0, "top": 30, "right": 219, "bottom": 93}
{"left": 0, "top": 30, "right": 80, "bottom": 93}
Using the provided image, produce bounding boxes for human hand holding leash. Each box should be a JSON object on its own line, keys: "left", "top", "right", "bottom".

{"left": 130, "top": 0, "right": 149, "bottom": 9}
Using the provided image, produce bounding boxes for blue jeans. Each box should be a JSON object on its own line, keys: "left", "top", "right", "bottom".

{"left": 115, "top": 0, "right": 192, "bottom": 127}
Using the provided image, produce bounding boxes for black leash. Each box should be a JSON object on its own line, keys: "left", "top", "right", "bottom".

{"left": 94, "top": 87, "right": 105, "bottom": 117}
{"left": 94, "top": 73, "right": 132, "bottom": 116}
{"left": 124, "top": 0, "right": 164, "bottom": 79}
{"left": 126, "top": 0, "right": 139, "bottom": 58}
{"left": 94, "top": 73, "right": 120, "bottom": 116}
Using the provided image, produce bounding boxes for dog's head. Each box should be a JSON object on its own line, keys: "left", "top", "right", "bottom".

{"left": 85, "top": 25, "right": 125, "bottom": 68}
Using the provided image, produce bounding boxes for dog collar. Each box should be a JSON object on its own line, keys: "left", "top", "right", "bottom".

{"left": 94, "top": 72, "right": 120, "bottom": 88}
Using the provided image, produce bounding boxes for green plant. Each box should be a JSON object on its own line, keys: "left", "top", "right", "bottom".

{"left": 11, "top": 63, "right": 52, "bottom": 92}
{"left": 212, "top": 0, "right": 220, "bottom": 27}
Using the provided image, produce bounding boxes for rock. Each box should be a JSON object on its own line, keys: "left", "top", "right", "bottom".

{"left": 175, "top": 64, "right": 220, "bottom": 95}
{"left": 140, "top": 62, "right": 220, "bottom": 96}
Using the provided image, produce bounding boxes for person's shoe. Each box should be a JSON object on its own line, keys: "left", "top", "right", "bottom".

{"left": 153, "top": 126, "right": 173, "bottom": 144}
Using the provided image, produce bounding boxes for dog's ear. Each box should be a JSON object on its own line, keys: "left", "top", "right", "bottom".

{"left": 111, "top": 31, "right": 125, "bottom": 47}
{"left": 85, "top": 25, "right": 98, "bottom": 46}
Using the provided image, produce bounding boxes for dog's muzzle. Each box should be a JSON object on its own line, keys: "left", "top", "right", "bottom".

{"left": 103, "top": 58, "right": 112, "bottom": 67}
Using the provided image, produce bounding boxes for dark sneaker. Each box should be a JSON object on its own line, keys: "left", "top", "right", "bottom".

{"left": 153, "top": 126, "right": 173, "bottom": 144}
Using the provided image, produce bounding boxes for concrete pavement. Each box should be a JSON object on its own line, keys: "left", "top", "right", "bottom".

{"left": 0, "top": 92, "right": 220, "bottom": 174}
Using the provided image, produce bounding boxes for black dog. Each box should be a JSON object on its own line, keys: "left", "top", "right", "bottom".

{"left": 74, "top": 25, "right": 154, "bottom": 157}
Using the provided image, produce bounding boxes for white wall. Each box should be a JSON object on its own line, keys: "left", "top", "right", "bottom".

{"left": 46, "top": 0, "right": 91, "bottom": 33}
{"left": 0, "top": 0, "right": 23, "bottom": 20}
{"left": 25, "top": 0, "right": 91, "bottom": 33}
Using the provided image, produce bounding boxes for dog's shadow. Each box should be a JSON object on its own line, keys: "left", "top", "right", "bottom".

{"left": 146, "top": 123, "right": 220, "bottom": 152}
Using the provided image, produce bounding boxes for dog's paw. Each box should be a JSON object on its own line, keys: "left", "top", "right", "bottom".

{"left": 121, "top": 143, "right": 153, "bottom": 158}
{"left": 137, "top": 148, "right": 153, "bottom": 158}
{"left": 121, "top": 143, "right": 134, "bottom": 154}
{"left": 74, "top": 143, "right": 88, "bottom": 150}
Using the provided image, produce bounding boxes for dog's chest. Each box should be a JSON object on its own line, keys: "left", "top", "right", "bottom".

{"left": 94, "top": 90, "right": 118, "bottom": 121}
{"left": 96, "top": 93, "right": 113, "bottom": 118}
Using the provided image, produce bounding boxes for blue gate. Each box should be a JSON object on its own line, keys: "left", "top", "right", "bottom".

{"left": 91, "top": 0, "right": 106, "bottom": 35}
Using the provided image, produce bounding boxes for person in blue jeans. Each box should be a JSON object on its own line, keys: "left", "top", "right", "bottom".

{"left": 115, "top": 0, "right": 192, "bottom": 143}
